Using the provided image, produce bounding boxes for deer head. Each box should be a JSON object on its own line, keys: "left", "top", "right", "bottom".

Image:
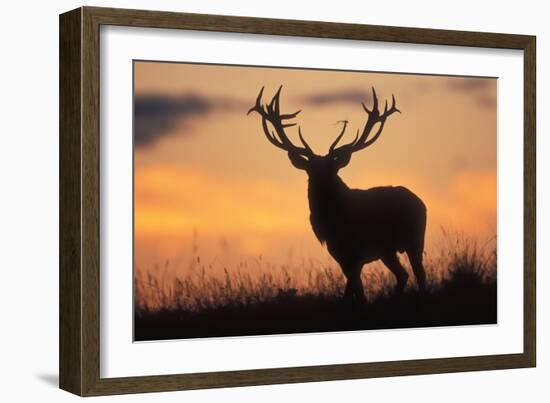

{"left": 247, "top": 86, "right": 400, "bottom": 178}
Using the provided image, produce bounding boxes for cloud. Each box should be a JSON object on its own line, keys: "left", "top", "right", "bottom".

{"left": 447, "top": 77, "right": 493, "bottom": 92}
{"left": 446, "top": 77, "right": 496, "bottom": 109}
{"left": 300, "top": 88, "right": 373, "bottom": 106}
{"left": 134, "top": 165, "right": 306, "bottom": 236}
{"left": 134, "top": 94, "right": 240, "bottom": 148}
{"left": 475, "top": 95, "right": 497, "bottom": 109}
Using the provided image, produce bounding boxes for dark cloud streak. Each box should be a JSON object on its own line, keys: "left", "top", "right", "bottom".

{"left": 134, "top": 94, "right": 242, "bottom": 148}
{"left": 447, "top": 77, "right": 493, "bottom": 92}
{"left": 134, "top": 94, "right": 212, "bottom": 148}
{"left": 300, "top": 88, "right": 373, "bottom": 106}
{"left": 446, "top": 77, "right": 496, "bottom": 109}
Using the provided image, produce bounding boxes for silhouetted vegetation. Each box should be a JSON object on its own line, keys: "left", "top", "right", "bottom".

{"left": 134, "top": 233, "right": 496, "bottom": 341}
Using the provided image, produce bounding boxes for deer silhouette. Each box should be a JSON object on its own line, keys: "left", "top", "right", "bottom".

{"left": 248, "top": 86, "right": 427, "bottom": 303}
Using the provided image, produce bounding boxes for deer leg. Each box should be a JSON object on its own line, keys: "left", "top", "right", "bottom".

{"left": 381, "top": 253, "right": 409, "bottom": 294}
{"left": 341, "top": 264, "right": 366, "bottom": 304}
{"left": 406, "top": 248, "right": 426, "bottom": 292}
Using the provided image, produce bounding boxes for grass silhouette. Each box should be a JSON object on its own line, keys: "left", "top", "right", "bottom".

{"left": 134, "top": 232, "right": 496, "bottom": 341}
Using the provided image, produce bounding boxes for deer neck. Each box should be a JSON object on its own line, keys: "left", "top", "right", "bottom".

{"left": 307, "top": 174, "right": 349, "bottom": 220}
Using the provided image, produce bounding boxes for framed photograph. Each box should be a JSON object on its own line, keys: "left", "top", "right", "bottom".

{"left": 59, "top": 6, "right": 536, "bottom": 396}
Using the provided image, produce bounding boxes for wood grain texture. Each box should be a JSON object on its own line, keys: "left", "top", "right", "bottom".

{"left": 59, "top": 6, "right": 537, "bottom": 396}
{"left": 523, "top": 38, "right": 536, "bottom": 367}
{"left": 59, "top": 8, "right": 82, "bottom": 396}
{"left": 81, "top": 7, "right": 102, "bottom": 395}
{"left": 85, "top": 6, "right": 532, "bottom": 49}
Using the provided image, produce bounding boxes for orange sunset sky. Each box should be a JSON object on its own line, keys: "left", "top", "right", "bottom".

{"left": 134, "top": 61, "right": 497, "bottom": 274}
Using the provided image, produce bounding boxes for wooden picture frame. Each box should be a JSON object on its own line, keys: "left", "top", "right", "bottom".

{"left": 59, "top": 6, "right": 536, "bottom": 396}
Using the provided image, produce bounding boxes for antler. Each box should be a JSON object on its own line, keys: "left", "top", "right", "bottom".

{"left": 329, "top": 120, "right": 353, "bottom": 153}
{"left": 330, "top": 87, "right": 400, "bottom": 156}
{"left": 247, "top": 86, "right": 313, "bottom": 157}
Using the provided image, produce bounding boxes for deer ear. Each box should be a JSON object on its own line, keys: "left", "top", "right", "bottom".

{"left": 333, "top": 152, "right": 352, "bottom": 169}
{"left": 288, "top": 152, "right": 309, "bottom": 170}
